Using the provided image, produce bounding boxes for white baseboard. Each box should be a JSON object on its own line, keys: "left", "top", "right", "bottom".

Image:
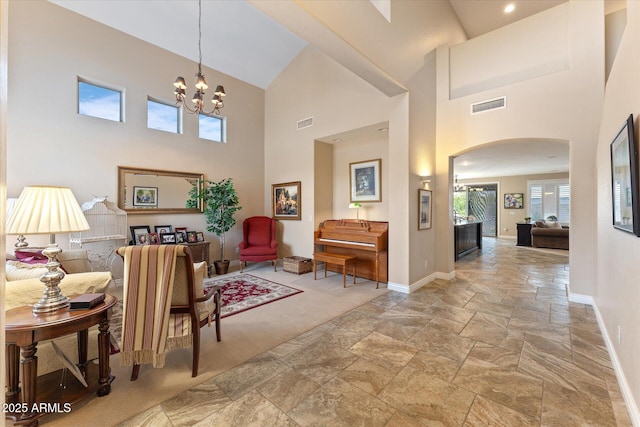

{"left": 592, "top": 303, "right": 640, "bottom": 426}
{"left": 388, "top": 270, "right": 455, "bottom": 294}
{"left": 568, "top": 292, "right": 593, "bottom": 305}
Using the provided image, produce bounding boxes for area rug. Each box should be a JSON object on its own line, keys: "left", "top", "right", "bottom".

{"left": 108, "top": 274, "right": 302, "bottom": 353}
{"left": 204, "top": 273, "right": 303, "bottom": 318}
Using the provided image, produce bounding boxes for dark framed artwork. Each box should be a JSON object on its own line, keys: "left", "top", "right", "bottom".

{"left": 504, "top": 193, "right": 524, "bottom": 209}
{"left": 187, "top": 231, "right": 198, "bottom": 243}
{"left": 610, "top": 114, "right": 639, "bottom": 235}
{"left": 160, "top": 232, "right": 177, "bottom": 244}
{"left": 272, "top": 181, "right": 301, "bottom": 220}
{"left": 196, "top": 232, "right": 205, "bottom": 242}
{"left": 132, "top": 186, "right": 158, "bottom": 207}
{"left": 148, "top": 232, "right": 160, "bottom": 245}
{"left": 350, "top": 159, "right": 381, "bottom": 202}
{"left": 130, "top": 225, "right": 151, "bottom": 245}
{"left": 418, "top": 189, "right": 432, "bottom": 230}
{"left": 176, "top": 232, "right": 186, "bottom": 244}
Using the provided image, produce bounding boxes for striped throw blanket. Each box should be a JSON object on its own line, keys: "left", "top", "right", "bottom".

{"left": 117, "top": 245, "right": 192, "bottom": 369}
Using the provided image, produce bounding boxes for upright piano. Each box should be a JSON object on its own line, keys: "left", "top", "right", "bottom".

{"left": 314, "top": 219, "right": 388, "bottom": 286}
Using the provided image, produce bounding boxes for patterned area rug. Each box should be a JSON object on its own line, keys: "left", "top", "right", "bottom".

{"left": 204, "top": 273, "right": 303, "bottom": 318}
{"left": 109, "top": 274, "right": 302, "bottom": 353}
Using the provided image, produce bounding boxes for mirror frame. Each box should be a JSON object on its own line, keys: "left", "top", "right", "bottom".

{"left": 117, "top": 166, "right": 204, "bottom": 215}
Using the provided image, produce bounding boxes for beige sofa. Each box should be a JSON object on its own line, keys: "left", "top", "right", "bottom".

{"left": 5, "top": 249, "right": 113, "bottom": 376}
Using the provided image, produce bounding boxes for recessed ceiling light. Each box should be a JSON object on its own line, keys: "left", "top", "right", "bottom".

{"left": 377, "top": 127, "right": 388, "bottom": 132}
{"left": 504, "top": 4, "right": 515, "bottom": 14}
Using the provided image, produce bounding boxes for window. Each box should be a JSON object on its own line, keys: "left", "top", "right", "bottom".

{"left": 147, "top": 98, "right": 181, "bottom": 134}
{"left": 199, "top": 114, "right": 225, "bottom": 142}
{"left": 78, "top": 79, "right": 123, "bottom": 122}
{"left": 528, "top": 179, "right": 570, "bottom": 223}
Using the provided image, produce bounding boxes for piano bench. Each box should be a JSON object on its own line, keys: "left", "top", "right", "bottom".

{"left": 313, "top": 252, "right": 357, "bottom": 288}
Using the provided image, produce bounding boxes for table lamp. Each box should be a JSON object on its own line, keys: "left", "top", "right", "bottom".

{"left": 349, "top": 202, "right": 361, "bottom": 220}
{"left": 6, "top": 186, "right": 90, "bottom": 313}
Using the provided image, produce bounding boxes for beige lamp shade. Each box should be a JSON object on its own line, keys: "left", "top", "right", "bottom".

{"left": 6, "top": 186, "right": 90, "bottom": 235}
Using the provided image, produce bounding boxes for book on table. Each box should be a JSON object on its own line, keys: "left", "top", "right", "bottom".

{"left": 69, "top": 293, "right": 105, "bottom": 310}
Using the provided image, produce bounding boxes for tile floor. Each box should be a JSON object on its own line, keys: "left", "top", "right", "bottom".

{"left": 117, "top": 239, "right": 631, "bottom": 426}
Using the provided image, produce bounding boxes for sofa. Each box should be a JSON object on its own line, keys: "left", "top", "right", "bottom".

{"left": 5, "top": 249, "right": 113, "bottom": 376}
{"left": 531, "top": 221, "right": 569, "bottom": 250}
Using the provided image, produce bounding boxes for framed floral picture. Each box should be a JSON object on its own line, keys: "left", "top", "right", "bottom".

{"left": 418, "top": 189, "right": 432, "bottom": 230}
{"left": 272, "top": 181, "right": 301, "bottom": 220}
{"left": 504, "top": 193, "right": 524, "bottom": 209}
{"left": 133, "top": 186, "right": 158, "bottom": 207}
{"left": 350, "top": 159, "right": 381, "bottom": 202}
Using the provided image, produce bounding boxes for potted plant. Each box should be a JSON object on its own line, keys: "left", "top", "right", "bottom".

{"left": 187, "top": 178, "right": 241, "bottom": 275}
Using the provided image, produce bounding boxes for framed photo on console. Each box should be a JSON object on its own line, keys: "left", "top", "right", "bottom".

{"left": 160, "top": 232, "right": 177, "bottom": 244}
{"left": 272, "top": 181, "right": 301, "bottom": 220}
{"left": 350, "top": 159, "right": 381, "bottom": 203}
{"left": 130, "top": 225, "right": 151, "bottom": 245}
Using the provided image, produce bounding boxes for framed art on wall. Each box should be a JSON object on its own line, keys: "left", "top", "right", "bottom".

{"left": 610, "top": 114, "right": 639, "bottom": 235}
{"left": 132, "top": 186, "right": 158, "bottom": 207}
{"left": 504, "top": 193, "right": 524, "bottom": 209}
{"left": 418, "top": 189, "right": 432, "bottom": 230}
{"left": 272, "top": 181, "right": 301, "bottom": 220}
{"left": 350, "top": 159, "right": 381, "bottom": 202}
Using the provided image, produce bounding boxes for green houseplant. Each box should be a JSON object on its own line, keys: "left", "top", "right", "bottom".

{"left": 187, "top": 178, "right": 241, "bottom": 275}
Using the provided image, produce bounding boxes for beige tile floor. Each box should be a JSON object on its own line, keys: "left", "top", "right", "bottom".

{"left": 117, "top": 238, "right": 631, "bottom": 426}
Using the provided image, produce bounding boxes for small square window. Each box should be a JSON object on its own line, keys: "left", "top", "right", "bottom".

{"left": 199, "top": 114, "right": 225, "bottom": 142}
{"left": 147, "top": 98, "right": 181, "bottom": 134}
{"left": 78, "top": 80, "right": 123, "bottom": 122}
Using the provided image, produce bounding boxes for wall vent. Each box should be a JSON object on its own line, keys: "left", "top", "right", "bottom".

{"left": 297, "top": 116, "right": 314, "bottom": 130}
{"left": 470, "top": 96, "right": 506, "bottom": 115}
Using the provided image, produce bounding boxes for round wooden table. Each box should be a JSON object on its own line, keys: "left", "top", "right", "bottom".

{"left": 5, "top": 294, "right": 116, "bottom": 427}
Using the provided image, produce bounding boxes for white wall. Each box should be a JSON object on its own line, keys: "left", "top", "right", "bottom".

{"left": 265, "top": 45, "right": 411, "bottom": 286}
{"left": 6, "top": 1, "right": 266, "bottom": 264}
{"left": 596, "top": 0, "right": 640, "bottom": 421}
{"left": 435, "top": 1, "right": 604, "bottom": 300}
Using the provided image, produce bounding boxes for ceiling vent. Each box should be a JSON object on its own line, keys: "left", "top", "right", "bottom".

{"left": 471, "top": 96, "right": 506, "bottom": 115}
{"left": 297, "top": 116, "right": 314, "bottom": 130}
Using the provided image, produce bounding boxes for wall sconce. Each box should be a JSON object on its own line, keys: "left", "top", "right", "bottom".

{"left": 420, "top": 176, "right": 432, "bottom": 189}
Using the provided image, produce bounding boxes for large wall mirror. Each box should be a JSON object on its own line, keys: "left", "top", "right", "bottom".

{"left": 117, "top": 166, "right": 204, "bottom": 215}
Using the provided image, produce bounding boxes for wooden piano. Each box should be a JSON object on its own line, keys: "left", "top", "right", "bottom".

{"left": 314, "top": 219, "right": 388, "bottom": 287}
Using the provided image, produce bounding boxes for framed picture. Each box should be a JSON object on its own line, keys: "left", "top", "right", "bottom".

{"left": 272, "top": 181, "right": 301, "bottom": 220}
{"left": 148, "top": 232, "right": 160, "bottom": 245}
{"left": 130, "top": 225, "right": 151, "bottom": 245}
{"left": 610, "top": 114, "right": 639, "bottom": 235}
{"left": 187, "top": 231, "right": 198, "bottom": 243}
{"left": 176, "top": 231, "right": 186, "bottom": 244}
{"left": 504, "top": 193, "right": 524, "bottom": 209}
{"left": 175, "top": 227, "right": 187, "bottom": 234}
{"left": 350, "top": 159, "right": 381, "bottom": 202}
{"left": 154, "top": 225, "right": 173, "bottom": 235}
{"left": 196, "top": 232, "right": 205, "bottom": 242}
{"left": 133, "top": 186, "right": 158, "bottom": 207}
{"left": 160, "top": 232, "right": 177, "bottom": 244}
{"left": 418, "top": 189, "right": 432, "bottom": 230}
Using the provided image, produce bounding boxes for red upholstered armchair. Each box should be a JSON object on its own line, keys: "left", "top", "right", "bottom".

{"left": 239, "top": 216, "right": 278, "bottom": 272}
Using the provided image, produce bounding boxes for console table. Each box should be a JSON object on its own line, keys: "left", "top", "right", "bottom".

{"left": 185, "top": 241, "right": 211, "bottom": 277}
{"left": 5, "top": 294, "right": 116, "bottom": 427}
{"left": 516, "top": 222, "right": 533, "bottom": 246}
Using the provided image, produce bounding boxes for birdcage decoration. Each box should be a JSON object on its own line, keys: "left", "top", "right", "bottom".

{"left": 69, "top": 196, "right": 127, "bottom": 244}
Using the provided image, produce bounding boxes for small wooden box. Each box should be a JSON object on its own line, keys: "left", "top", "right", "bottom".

{"left": 283, "top": 256, "right": 312, "bottom": 274}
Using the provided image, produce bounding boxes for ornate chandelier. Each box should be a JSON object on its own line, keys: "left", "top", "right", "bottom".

{"left": 173, "top": 0, "right": 226, "bottom": 115}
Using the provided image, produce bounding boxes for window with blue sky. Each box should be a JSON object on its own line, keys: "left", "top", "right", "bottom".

{"left": 78, "top": 80, "right": 122, "bottom": 122}
{"left": 199, "top": 114, "right": 225, "bottom": 142}
{"left": 147, "top": 98, "right": 181, "bottom": 134}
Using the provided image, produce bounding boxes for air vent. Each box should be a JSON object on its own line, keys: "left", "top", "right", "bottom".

{"left": 297, "top": 116, "right": 314, "bottom": 130}
{"left": 471, "top": 97, "right": 506, "bottom": 115}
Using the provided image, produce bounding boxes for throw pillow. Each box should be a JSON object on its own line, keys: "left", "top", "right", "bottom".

{"left": 534, "top": 220, "right": 546, "bottom": 228}
{"left": 193, "top": 261, "right": 207, "bottom": 297}
{"left": 14, "top": 249, "right": 48, "bottom": 265}
{"left": 5, "top": 260, "right": 49, "bottom": 281}
{"left": 547, "top": 221, "right": 562, "bottom": 229}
